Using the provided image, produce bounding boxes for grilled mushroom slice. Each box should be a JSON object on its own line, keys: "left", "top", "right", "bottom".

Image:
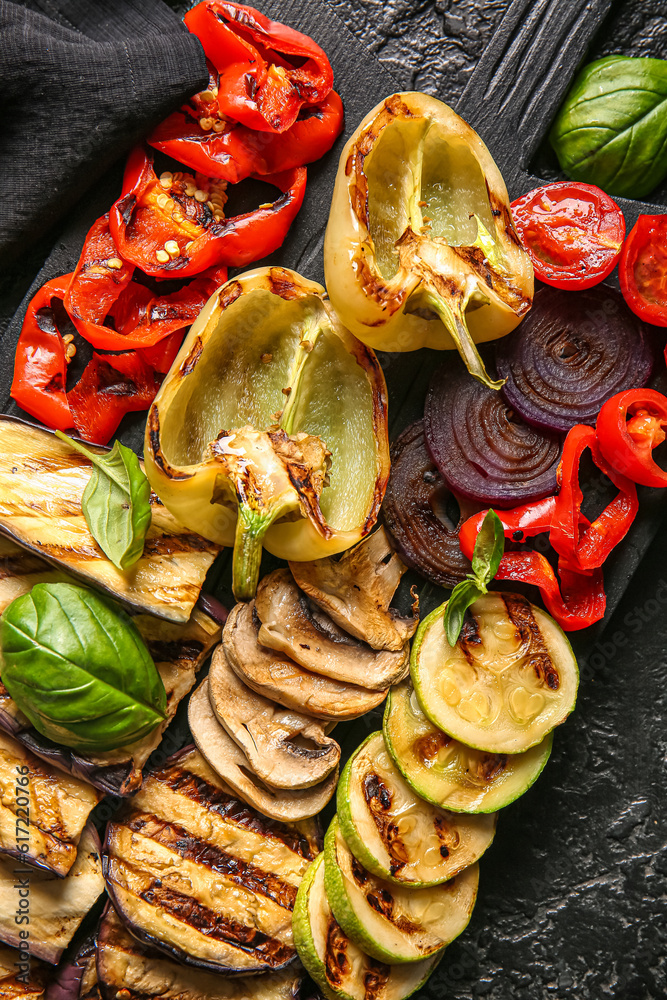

{"left": 224, "top": 602, "right": 388, "bottom": 721}
{"left": 255, "top": 570, "right": 409, "bottom": 690}
{"left": 290, "top": 527, "right": 419, "bottom": 651}
{"left": 103, "top": 745, "right": 320, "bottom": 975}
{"left": 97, "top": 904, "right": 306, "bottom": 1000}
{"left": 208, "top": 647, "right": 340, "bottom": 790}
{"left": 189, "top": 681, "right": 338, "bottom": 820}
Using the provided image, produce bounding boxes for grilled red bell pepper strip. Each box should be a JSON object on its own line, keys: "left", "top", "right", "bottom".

{"left": 68, "top": 351, "right": 162, "bottom": 445}
{"left": 149, "top": 90, "right": 344, "bottom": 183}
{"left": 184, "top": 1, "right": 333, "bottom": 133}
{"left": 596, "top": 388, "right": 667, "bottom": 488}
{"left": 136, "top": 329, "right": 185, "bottom": 374}
{"left": 11, "top": 274, "right": 74, "bottom": 431}
{"left": 109, "top": 147, "right": 306, "bottom": 277}
{"left": 550, "top": 424, "right": 638, "bottom": 572}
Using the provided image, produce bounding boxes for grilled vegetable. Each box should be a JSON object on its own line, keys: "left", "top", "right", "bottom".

{"left": 0, "top": 732, "right": 100, "bottom": 877}
{"left": 103, "top": 745, "right": 320, "bottom": 973}
{"left": 188, "top": 680, "right": 338, "bottom": 820}
{"left": 411, "top": 593, "right": 579, "bottom": 754}
{"left": 324, "top": 817, "right": 478, "bottom": 964}
{"left": 0, "top": 538, "right": 219, "bottom": 796}
{"left": 207, "top": 646, "right": 340, "bottom": 790}
{"left": 45, "top": 934, "right": 98, "bottom": 1000}
{"left": 293, "top": 853, "right": 440, "bottom": 1000}
{"left": 144, "top": 266, "right": 389, "bottom": 601}
{"left": 0, "top": 946, "right": 50, "bottom": 999}
{"left": 224, "top": 602, "right": 388, "bottom": 721}
{"left": 289, "top": 527, "right": 418, "bottom": 651}
{"left": 0, "top": 417, "right": 219, "bottom": 622}
{"left": 255, "top": 570, "right": 409, "bottom": 690}
{"left": 337, "top": 732, "right": 496, "bottom": 887}
{"left": 324, "top": 92, "right": 533, "bottom": 388}
{"left": 383, "top": 682, "right": 552, "bottom": 813}
{"left": 0, "top": 824, "right": 104, "bottom": 964}
{"left": 97, "top": 904, "right": 307, "bottom": 1000}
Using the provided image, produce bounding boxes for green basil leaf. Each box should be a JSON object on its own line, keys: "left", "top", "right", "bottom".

{"left": 471, "top": 509, "right": 505, "bottom": 586}
{"left": 56, "top": 431, "right": 152, "bottom": 571}
{"left": 0, "top": 582, "right": 167, "bottom": 752}
{"left": 443, "top": 579, "right": 484, "bottom": 648}
{"left": 550, "top": 55, "right": 667, "bottom": 200}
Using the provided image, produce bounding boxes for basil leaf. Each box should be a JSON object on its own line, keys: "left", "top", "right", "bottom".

{"left": 56, "top": 431, "right": 151, "bottom": 571}
{"left": 444, "top": 579, "right": 484, "bottom": 648}
{"left": 550, "top": 55, "right": 667, "bottom": 199}
{"left": 471, "top": 509, "right": 505, "bottom": 586}
{"left": 0, "top": 582, "right": 167, "bottom": 752}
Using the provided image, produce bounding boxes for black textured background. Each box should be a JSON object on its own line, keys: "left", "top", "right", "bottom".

{"left": 1, "top": 1, "right": 666, "bottom": 997}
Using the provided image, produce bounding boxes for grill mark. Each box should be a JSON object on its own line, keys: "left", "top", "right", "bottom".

{"left": 413, "top": 730, "right": 452, "bottom": 764}
{"left": 122, "top": 813, "right": 297, "bottom": 910}
{"left": 21, "top": 540, "right": 102, "bottom": 560}
{"left": 363, "top": 959, "right": 391, "bottom": 999}
{"left": 142, "top": 533, "right": 219, "bottom": 557}
{"left": 501, "top": 593, "right": 560, "bottom": 690}
{"left": 363, "top": 882, "right": 421, "bottom": 935}
{"left": 458, "top": 610, "right": 482, "bottom": 665}
{"left": 474, "top": 753, "right": 508, "bottom": 783}
{"left": 433, "top": 814, "right": 459, "bottom": 859}
{"left": 362, "top": 772, "right": 409, "bottom": 875}
{"left": 325, "top": 917, "right": 350, "bottom": 986}
{"left": 155, "top": 766, "right": 317, "bottom": 859}
{"left": 3, "top": 454, "right": 92, "bottom": 473}
{"left": 146, "top": 639, "right": 205, "bottom": 664}
{"left": 0, "top": 554, "right": 58, "bottom": 579}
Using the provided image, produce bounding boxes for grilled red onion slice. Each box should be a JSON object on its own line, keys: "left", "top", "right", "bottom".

{"left": 383, "top": 420, "right": 479, "bottom": 588}
{"left": 496, "top": 284, "right": 654, "bottom": 433}
{"left": 424, "top": 365, "right": 561, "bottom": 508}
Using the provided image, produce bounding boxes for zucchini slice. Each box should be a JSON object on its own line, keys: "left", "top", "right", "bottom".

{"left": 293, "top": 853, "right": 439, "bottom": 1000}
{"left": 337, "top": 732, "right": 496, "bottom": 887}
{"left": 103, "top": 746, "right": 320, "bottom": 974}
{"left": 323, "top": 816, "right": 478, "bottom": 964}
{"left": 383, "top": 682, "right": 552, "bottom": 813}
{"left": 411, "top": 592, "right": 579, "bottom": 754}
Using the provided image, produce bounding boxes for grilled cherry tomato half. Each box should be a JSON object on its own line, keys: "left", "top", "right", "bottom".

{"left": 619, "top": 215, "right": 667, "bottom": 327}
{"left": 597, "top": 388, "right": 667, "bottom": 488}
{"left": 510, "top": 181, "right": 625, "bottom": 289}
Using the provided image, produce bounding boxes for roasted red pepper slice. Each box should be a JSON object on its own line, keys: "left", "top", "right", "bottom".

{"left": 185, "top": 1, "right": 333, "bottom": 133}
{"left": 149, "top": 90, "right": 343, "bottom": 183}
{"left": 68, "top": 351, "right": 162, "bottom": 445}
{"left": 550, "top": 424, "right": 638, "bottom": 572}
{"left": 596, "top": 388, "right": 667, "bottom": 488}
{"left": 11, "top": 274, "right": 74, "bottom": 431}
{"left": 619, "top": 214, "right": 667, "bottom": 327}
{"left": 109, "top": 147, "right": 306, "bottom": 277}
{"left": 137, "top": 330, "right": 185, "bottom": 374}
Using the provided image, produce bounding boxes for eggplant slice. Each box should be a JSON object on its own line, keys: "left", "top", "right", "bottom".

{"left": 188, "top": 681, "right": 338, "bottom": 821}
{"left": 0, "top": 416, "right": 219, "bottom": 623}
{"left": 255, "top": 570, "right": 409, "bottom": 690}
{"left": 97, "top": 903, "right": 306, "bottom": 1000}
{"left": 0, "top": 732, "right": 100, "bottom": 877}
{"left": 207, "top": 646, "right": 340, "bottom": 790}
{"left": 0, "top": 539, "right": 220, "bottom": 796}
{"left": 289, "top": 527, "right": 419, "bottom": 651}
{"left": 0, "top": 945, "right": 51, "bottom": 999}
{"left": 103, "top": 745, "right": 320, "bottom": 975}
{"left": 0, "top": 824, "right": 104, "bottom": 964}
{"left": 224, "top": 602, "right": 388, "bottom": 721}
{"left": 45, "top": 933, "right": 99, "bottom": 1000}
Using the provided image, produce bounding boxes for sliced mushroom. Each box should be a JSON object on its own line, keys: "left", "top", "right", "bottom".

{"left": 207, "top": 646, "right": 340, "bottom": 790}
{"left": 223, "top": 602, "right": 387, "bottom": 721}
{"left": 188, "top": 681, "right": 338, "bottom": 822}
{"left": 290, "top": 527, "right": 419, "bottom": 650}
{"left": 255, "top": 569, "right": 409, "bottom": 690}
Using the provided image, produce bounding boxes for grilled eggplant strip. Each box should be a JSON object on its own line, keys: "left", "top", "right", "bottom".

{"left": 0, "top": 946, "right": 50, "bottom": 999}
{"left": 103, "top": 747, "right": 320, "bottom": 974}
{"left": 0, "top": 539, "right": 220, "bottom": 796}
{"left": 0, "top": 824, "right": 104, "bottom": 965}
{"left": 0, "top": 732, "right": 100, "bottom": 877}
{"left": 0, "top": 416, "right": 219, "bottom": 623}
{"left": 97, "top": 904, "right": 305, "bottom": 1000}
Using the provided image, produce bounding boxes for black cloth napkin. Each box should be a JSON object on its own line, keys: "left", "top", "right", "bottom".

{"left": 0, "top": 0, "right": 208, "bottom": 263}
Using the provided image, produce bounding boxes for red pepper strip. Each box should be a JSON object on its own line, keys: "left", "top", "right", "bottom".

{"left": 109, "top": 147, "right": 306, "bottom": 277}
{"left": 185, "top": 1, "right": 333, "bottom": 133}
{"left": 11, "top": 274, "right": 74, "bottom": 431}
{"left": 64, "top": 214, "right": 133, "bottom": 326}
{"left": 136, "top": 329, "right": 185, "bottom": 374}
{"left": 148, "top": 90, "right": 344, "bottom": 184}
{"left": 68, "top": 352, "right": 161, "bottom": 445}
{"left": 550, "top": 424, "right": 638, "bottom": 573}
{"left": 459, "top": 496, "right": 558, "bottom": 556}
{"left": 596, "top": 388, "right": 667, "bottom": 488}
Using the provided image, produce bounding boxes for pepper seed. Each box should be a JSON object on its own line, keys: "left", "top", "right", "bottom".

{"left": 259, "top": 202, "right": 273, "bottom": 209}
{"left": 62, "top": 334, "right": 74, "bottom": 345}
{"left": 156, "top": 249, "right": 170, "bottom": 263}
{"left": 107, "top": 257, "right": 123, "bottom": 269}
{"left": 185, "top": 240, "right": 194, "bottom": 251}
{"left": 261, "top": 353, "right": 273, "bottom": 363}
{"left": 212, "top": 120, "right": 226, "bottom": 132}
{"left": 199, "top": 117, "right": 214, "bottom": 131}
{"left": 65, "top": 343, "right": 76, "bottom": 359}
{"left": 164, "top": 240, "right": 180, "bottom": 257}
{"left": 194, "top": 189, "right": 208, "bottom": 202}
{"left": 199, "top": 90, "right": 217, "bottom": 103}
{"left": 157, "top": 193, "right": 169, "bottom": 209}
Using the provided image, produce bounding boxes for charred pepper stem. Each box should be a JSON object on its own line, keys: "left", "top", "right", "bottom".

{"left": 233, "top": 501, "right": 290, "bottom": 601}
{"left": 422, "top": 288, "right": 505, "bottom": 391}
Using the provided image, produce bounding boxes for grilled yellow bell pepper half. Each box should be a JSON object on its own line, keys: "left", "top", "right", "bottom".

{"left": 144, "top": 267, "right": 390, "bottom": 601}
{"left": 324, "top": 92, "right": 534, "bottom": 389}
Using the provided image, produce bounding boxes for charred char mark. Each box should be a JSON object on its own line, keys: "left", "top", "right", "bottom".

{"left": 146, "top": 639, "right": 205, "bottom": 664}
{"left": 179, "top": 337, "right": 203, "bottom": 377}
{"left": 147, "top": 407, "right": 194, "bottom": 482}
{"left": 501, "top": 593, "right": 560, "bottom": 690}
{"left": 268, "top": 268, "right": 302, "bottom": 300}
{"left": 366, "top": 887, "right": 422, "bottom": 935}
{"left": 117, "top": 194, "right": 136, "bottom": 226}
{"left": 413, "top": 729, "right": 452, "bottom": 763}
{"left": 325, "top": 918, "right": 351, "bottom": 986}
{"left": 218, "top": 280, "right": 243, "bottom": 310}
{"left": 143, "top": 533, "right": 218, "bottom": 557}
{"left": 157, "top": 767, "right": 318, "bottom": 859}
{"left": 363, "top": 958, "right": 392, "bottom": 999}
{"left": 458, "top": 609, "right": 482, "bottom": 664}
{"left": 29, "top": 540, "right": 101, "bottom": 560}
{"left": 475, "top": 753, "right": 508, "bottom": 783}
{"left": 362, "top": 772, "right": 409, "bottom": 874}
{"left": 136, "top": 880, "right": 294, "bottom": 966}
{"left": 350, "top": 854, "right": 371, "bottom": 887}
{"left": 433, "top": 813, "right": 460, "bottom": 859}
